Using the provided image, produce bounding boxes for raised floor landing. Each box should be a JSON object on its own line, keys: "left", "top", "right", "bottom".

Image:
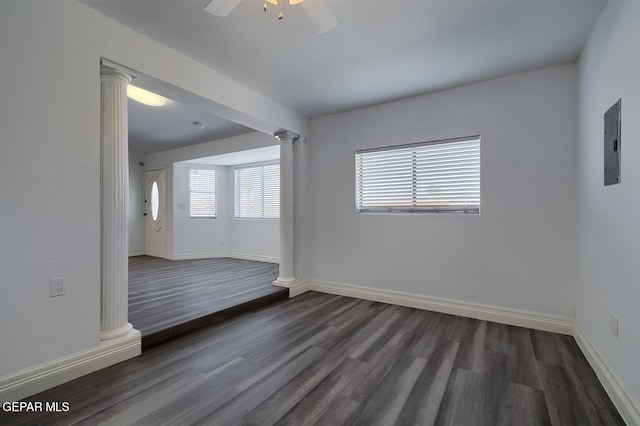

{"left": 128, "top": 256, "right": 287, "bottom": 348}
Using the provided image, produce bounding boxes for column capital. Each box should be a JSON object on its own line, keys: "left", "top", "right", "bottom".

{"left": 100, "top": 58, "right": 139, "bottom": 82}
{"left": 274, "top": 131, "right": 299, "bottom": 142}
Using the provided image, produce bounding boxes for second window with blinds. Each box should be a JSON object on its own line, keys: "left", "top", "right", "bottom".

{"left": 235, "top": 162, "right": 280, "bottom": 219}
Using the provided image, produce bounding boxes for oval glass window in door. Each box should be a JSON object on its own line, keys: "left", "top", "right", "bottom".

{"left": 151, "top": 180, "right": 159, "bottom": 221}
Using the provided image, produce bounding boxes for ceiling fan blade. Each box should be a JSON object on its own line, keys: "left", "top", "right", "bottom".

{"left": 204, "top": 0, "right": 243, "bottom": 17}
{"left": 300, "top": 0, "right": 337, "bottom": 34}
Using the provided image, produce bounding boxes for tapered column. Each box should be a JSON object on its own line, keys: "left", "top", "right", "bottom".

{"left": 100, "top": 60, "right": 137, "bottom": 340}
{"left": 274, "top": 131, "right": 298, "bottom": 286}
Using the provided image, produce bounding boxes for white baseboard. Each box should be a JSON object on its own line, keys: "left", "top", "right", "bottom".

{"left": 166, "top": 252, "right": 226, "bottom": 260}
{"left": 0, "top": 329, "right": 141, "bottom": 403}
{"left": 128, "top": 250, "right": 144, "bottom": 257}
{"left": 273, "top": 280, "right": 311, "bottom": 297}
{"left": 288, "top": 280, "right": 312, "bottom": 297}
{"left": 167, "top": 252, "right": 279, "bottom": 263}
{"left": 300, "top": 280, "right": 574, "bottom": 335}
{"left": 226, "top": 253, "right": 279, "bottom": 264}
{"left": 574, "top": 322, "right": 640, "bottom": 425}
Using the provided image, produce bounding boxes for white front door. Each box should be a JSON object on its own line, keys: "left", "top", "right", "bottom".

{"left": 144, "top": 168, "right": 166, "bottom": 258}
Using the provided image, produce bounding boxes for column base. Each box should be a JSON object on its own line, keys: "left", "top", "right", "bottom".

{"left": 100, "top": 322, "right": 134, "bottom": 341}
{"left": 273, "top": 276, "right": 297, "bottom": 287}
{"left": 0, "top": 327, "right": 141, "bottom": 402}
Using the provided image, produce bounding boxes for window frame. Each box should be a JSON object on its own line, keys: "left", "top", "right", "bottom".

{"left": 355, "top": 135, "right": 481, "bottom": 215}
{"left": 234, "top": 161, "right": 280, "bottom": 220}
{"left": 188, "top": 167, "right": 217, "bottom": 219}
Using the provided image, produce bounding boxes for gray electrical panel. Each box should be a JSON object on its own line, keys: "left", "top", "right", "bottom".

{"left": 604, "top": 99, "right": 621, "bottom": 186}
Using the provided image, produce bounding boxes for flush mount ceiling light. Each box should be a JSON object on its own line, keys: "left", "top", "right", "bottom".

{"left": 204, "top": 0, "right": 337, "bottom": 34}
{"left": 126, "top": 85, "right": 167, "bottom": 107}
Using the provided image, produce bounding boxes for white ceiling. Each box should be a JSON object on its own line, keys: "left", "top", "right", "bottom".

{"left": 83, "top": 0, "right": 606, "bottom": 153}
{"left": 126, "top": 71, "right": 256, "bottom": 155}
{"left": 128, "top": 94, "right": 253, "bottom": 155}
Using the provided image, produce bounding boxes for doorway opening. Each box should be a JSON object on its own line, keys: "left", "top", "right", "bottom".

{"left": 126, "top": 75, "right": 288, "bottom": 348}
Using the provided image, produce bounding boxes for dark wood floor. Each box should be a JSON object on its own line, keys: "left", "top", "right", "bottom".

{"left": 128, "top": 256, "right": 285, "bottom": 346}
{"left": 2, "top": 292, "right": 622, "bottom": 425}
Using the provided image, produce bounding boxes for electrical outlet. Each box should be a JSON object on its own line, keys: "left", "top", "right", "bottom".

{"left": 609, "top": 313, "right": 619, "bottom": 338}
{"left": 50, "top": 277, "right": 65, "bottom": 297}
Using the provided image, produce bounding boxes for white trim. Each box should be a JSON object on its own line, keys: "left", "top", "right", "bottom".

{"left": 299, "top": 280, "right": 574, "bottom": 335}
{"left": 166, "top": 252, "right": 227, "bottom": 260}
{"left": 286, "top": 280, "right": 312, "bottom": 297}
{"left": 574, "top": 322, "right": 640, "bottom": 425}
{"left": 226, "top": 253, "right": 279, "bottom": 264}
{"left": 166, "top": 252, "right": 279, "bottom": 263}
{"left": 0, "top": 329, "right": 140, "bottom": 402}
{"left": 128, "top": 250, "right": 144, "bottom": 257}
{"left": 100, "top": 58, "right": 139, "bottom": 80}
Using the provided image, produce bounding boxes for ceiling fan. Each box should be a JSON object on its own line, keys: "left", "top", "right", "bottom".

{"left": 204, "top": 0, "right": 338, "bottom": 34}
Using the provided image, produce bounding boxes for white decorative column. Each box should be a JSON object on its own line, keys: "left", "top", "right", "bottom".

{"left": 274, "top": 131, "right": 298, "bottom": 286}
{"left": 100, "top": 59, "right": 138, "bottom": 340}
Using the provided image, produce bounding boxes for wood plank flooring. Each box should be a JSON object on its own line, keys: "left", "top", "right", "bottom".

{"left": 128, "top": 256, "right": 286, "bottom": 346}
{"left": 2, "top": 292, "right": 623, "bottom": 425}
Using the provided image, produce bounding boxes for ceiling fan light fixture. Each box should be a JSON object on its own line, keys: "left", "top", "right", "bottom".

{"left": 264, "top": 0, "right": 277, "bottom": 12}
{"left": 127, "top": 85, "right": 166, "bottom": 107}
{"left": 204, "top": 0, "right": 337, "bottom": 34}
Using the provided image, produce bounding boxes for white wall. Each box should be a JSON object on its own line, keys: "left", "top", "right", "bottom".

{"left": 172, "top": 163, "right": 229, "bottom": 258}
{"left": 226, "top": 219, "right": 279, "bottom": 261}
{"left": 307, "top": 65, "right": 578, "bottom": 318}
{"left": 0, "top": 0, "right": 305, "bottom": 378}
{"left": 577, "top": 0, "right": 640, "bottom": 403}
{"left": 0, "top": 1, "right": 102, "bottom": 377}
{"left": 128, "top": 150, "right": 144, "bottom": 256}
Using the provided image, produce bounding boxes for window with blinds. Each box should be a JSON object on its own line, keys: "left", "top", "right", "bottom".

{"left": 189, "top": 168, "right": 216, "bottom": 218}
{"left": 355, "top": 136, "right": 480, "bottom": 214}
{"left": 235, "top": 162, "right": 280, "bottom": 219}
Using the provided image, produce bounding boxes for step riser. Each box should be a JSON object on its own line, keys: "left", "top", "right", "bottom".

{"left": 141, "top": 289, "right": 289, "bottom": 349}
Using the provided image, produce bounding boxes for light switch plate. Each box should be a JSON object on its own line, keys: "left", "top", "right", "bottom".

{"left": 609, "top": 313, "right": 619, "bottom": 338}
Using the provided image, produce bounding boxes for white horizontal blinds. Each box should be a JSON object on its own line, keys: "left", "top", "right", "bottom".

{"left": 262, "top": 163, "right": 280, "bottom": 219}
{"left": 189, "top": 168, "right": 216, "bottom": 218}
{"left": 356, "top": 136, "right": 480, "bottom": 214}
{"left": 235, "top": 162, "right": 280, "bottom": 219}
{"left": 235, "top": 166, "right": 261, "bottom": 218}
{"left": 357, "top": 149, "right": 414, "bottom": 209}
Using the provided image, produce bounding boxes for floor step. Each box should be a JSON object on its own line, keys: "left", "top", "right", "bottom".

{"left": 141, "top": 288, "right": 289, "bottom": 349}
